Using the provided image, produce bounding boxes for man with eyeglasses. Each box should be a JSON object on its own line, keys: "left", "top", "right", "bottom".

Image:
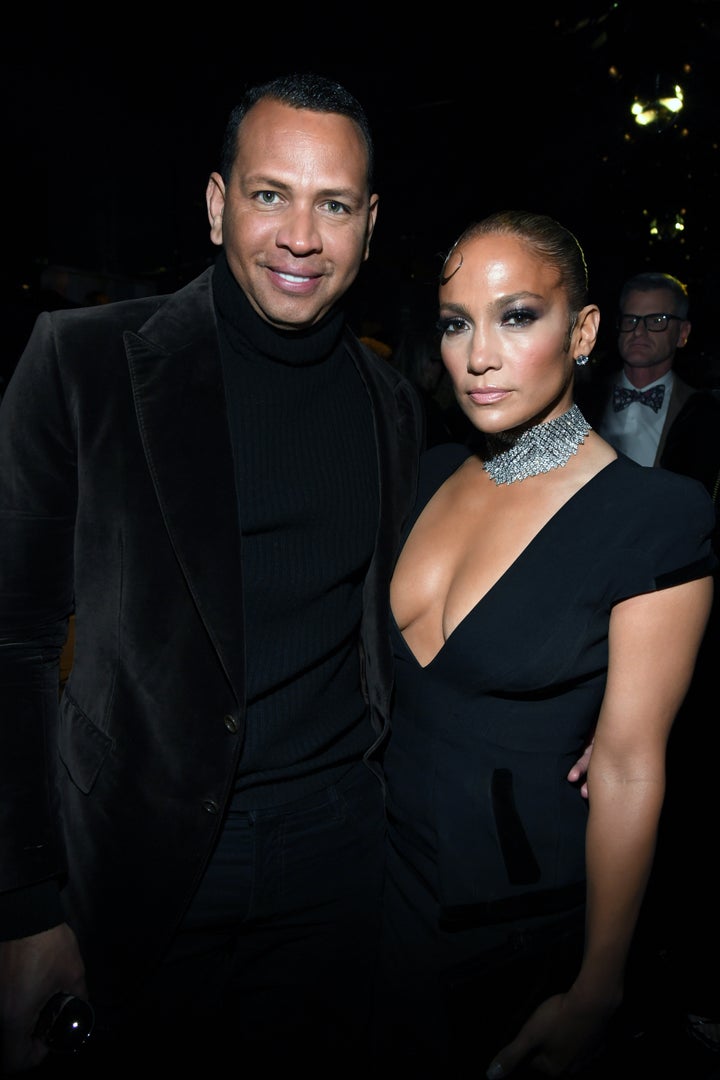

{"left": 592, "top": 271, "right": 696, "bottom": 467}
{"left": 582, "top": 271, "right": 720, "bottom": 500}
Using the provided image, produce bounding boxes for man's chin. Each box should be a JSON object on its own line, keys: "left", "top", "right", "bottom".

{"left": 258, "top": 295, "right": 331, "bottom": 332}
{"left": 624, "top": 355, "right": 659, "bottom": 367}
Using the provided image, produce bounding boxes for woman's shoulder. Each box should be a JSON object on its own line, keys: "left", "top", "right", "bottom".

{"left": 602, "top": 456, "right": 717, "bottom": 576}
{"left": 411, "top": 442, "right": 474, "bottom": 513}
{"left": 419, "top": 441, "right": 473, "bottom": 483}
{"left": 608, "top": 453, "right": 713, "bottom": 509}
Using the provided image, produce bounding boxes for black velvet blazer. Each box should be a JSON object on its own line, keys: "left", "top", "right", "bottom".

{"left": 0, "top": 266, "right": 423, "bottom": 1002}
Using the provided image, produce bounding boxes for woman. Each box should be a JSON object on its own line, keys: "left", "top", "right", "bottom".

{"left": 377, "top": 212, "right": 716, "bottom": 1077}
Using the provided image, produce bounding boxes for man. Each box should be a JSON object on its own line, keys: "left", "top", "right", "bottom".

{"left": 579, "top": 271, "right": 720, "bottom": 494}
{"left": 0, "top": 73, "right": 424, "bottom": 1076}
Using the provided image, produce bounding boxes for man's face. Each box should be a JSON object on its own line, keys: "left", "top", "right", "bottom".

{"left": 617, "top": 287, "right": 689, "bottom": 375}
{"left": 206, "top": 98, "right": 378, "bottom": 330}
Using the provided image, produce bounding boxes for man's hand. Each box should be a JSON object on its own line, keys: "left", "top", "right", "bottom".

{"left": 0, "top": 923, "right": 87, "bottom": 1074}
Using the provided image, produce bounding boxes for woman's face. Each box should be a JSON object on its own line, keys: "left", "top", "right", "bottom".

{"left": 438, "top": 232, "right": 578, "bottom": 434}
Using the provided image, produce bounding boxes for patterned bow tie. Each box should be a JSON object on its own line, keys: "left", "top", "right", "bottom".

{"left": 612, "top": 384, "right": 665, "bottom": 413}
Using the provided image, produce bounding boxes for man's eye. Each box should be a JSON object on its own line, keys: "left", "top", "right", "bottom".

{"left": 256, "top": 191, "right": 279, "bottom": 205}
{"left": 323, "top": 200, "right": 349, "bottom": 215}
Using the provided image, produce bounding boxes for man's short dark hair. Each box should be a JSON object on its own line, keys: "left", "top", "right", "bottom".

{"left": 219, "top": 72, "right": 375, "bottom": 193}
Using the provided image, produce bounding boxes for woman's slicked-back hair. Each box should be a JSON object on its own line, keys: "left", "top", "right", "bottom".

{"left": 442, "top": 211, "right": 590, "bottom": 335}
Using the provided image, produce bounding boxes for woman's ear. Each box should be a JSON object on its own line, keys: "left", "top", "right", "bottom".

{"left": 576, "top": 304, "right": 600, "bottom": 356}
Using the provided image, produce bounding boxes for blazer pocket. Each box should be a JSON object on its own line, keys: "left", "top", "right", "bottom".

{"left": 58, "top": 695, "right": 113, "bottom": 793}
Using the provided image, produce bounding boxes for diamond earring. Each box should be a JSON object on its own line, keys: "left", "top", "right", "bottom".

{"left": 575, "top": 355, "right": 590, "bottom": 366}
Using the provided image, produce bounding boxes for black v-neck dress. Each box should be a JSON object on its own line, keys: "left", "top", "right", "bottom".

{"left": 378, "top": 442, "right": 716, "bottom": 1073}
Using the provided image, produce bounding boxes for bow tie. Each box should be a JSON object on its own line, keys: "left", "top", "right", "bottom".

{"left": 612, "top": 384, "right": 665, "bottom": 413}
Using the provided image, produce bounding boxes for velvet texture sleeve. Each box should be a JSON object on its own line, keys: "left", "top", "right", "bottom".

{"left": 0, "top": 311, "right": 76, "bottom": 910}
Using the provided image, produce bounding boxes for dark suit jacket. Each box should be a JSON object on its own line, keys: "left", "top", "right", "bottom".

{"left": 0, "top": 266, "right": 423, "bottom": 1004}
{"left": 577, "top": 368, "right": 720, "bottom": 497}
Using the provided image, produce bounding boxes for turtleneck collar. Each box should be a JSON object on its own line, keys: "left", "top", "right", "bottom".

{"left": 212, "top": 249, "right": 346, "bottom": 366}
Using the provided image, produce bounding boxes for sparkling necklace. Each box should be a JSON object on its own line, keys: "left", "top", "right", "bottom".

{"left": 483, "top": 404, "right": 592, "bottom": 486}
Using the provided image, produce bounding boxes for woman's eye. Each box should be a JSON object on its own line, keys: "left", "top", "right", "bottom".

{"left": 437, "top": 317, "right": 467, "bottom": 336}
{"left": 501, "top": 308, "right": 538, "bottom": 327}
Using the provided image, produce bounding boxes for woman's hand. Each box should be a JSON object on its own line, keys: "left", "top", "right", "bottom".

{"left": 485, "top": 989, "right": 616, "bottom": 1078}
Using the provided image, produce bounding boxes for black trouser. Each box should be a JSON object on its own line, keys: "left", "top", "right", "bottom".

{"left": 49, "top": 762, "right": 385, "bottom": 1079}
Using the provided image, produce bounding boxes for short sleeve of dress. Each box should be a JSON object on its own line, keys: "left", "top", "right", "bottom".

{"left": 610, "top": 461, "right": 717, "bottom": 604}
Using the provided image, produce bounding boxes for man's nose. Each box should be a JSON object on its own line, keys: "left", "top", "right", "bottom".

{"left": 276, "top": 209, "right": 322, "bottom": 255}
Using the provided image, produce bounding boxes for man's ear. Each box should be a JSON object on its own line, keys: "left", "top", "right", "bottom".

{"left": 206, "top": 172, "right": 226, "bottom": 247}
{"left": 677, "top": 319, "right": 692, "bottom": 348}
{"left": 363, "top": 195, "right": 379, "bottom": 262}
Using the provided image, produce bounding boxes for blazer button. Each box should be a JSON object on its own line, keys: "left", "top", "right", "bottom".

{"left": 201, "top": 800, "right": 220, "bottom": 814}
{"left": 223, "top": 714, "right": 238, "bottom": 734}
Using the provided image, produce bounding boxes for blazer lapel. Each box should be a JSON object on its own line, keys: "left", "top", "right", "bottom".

{"left": 349, "top": 336, "right": 422, "bottom": 719}
{"left": 124, "top": 269, "right": 245, "bottom": 697}
{"left": 656, "top": 376, "right": 696, "bottom": 465}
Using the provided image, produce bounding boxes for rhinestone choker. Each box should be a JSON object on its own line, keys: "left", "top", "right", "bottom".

{"left": 483, "top": 404, "right": 592, "bottom": 486}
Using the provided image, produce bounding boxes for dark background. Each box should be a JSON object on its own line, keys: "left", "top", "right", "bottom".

{"left": 3, "top": 1, "right": 720, "bottom": 381}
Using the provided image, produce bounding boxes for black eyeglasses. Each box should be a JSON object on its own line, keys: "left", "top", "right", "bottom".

{"left": 617, "top": 313, "right": 683, "bottom": 333}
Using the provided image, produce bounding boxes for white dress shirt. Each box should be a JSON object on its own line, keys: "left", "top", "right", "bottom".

{"left": 597, "top": 371, "right": 673, "bottom": 466}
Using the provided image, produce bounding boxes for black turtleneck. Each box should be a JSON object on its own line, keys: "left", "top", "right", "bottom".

{"left": 213, "top": 251, "right": 379, "bottom": 808}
